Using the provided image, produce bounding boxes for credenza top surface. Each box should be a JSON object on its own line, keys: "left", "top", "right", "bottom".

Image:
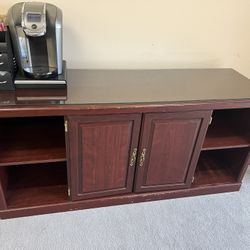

{"left": 1, "top": 68, "right": 250, "bottom": 107}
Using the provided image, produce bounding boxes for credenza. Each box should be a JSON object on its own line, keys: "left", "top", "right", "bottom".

{"left": 0, "top": 68, "right": 250, "bottom": 219}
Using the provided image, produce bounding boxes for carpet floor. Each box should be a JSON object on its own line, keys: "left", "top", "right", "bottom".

{"left": 1, "top": 167, "right": 250, "bottom": 250}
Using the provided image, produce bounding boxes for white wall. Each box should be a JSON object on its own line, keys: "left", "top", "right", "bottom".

{"left": 1, "top": 0, "right": 250, "bottom": 77}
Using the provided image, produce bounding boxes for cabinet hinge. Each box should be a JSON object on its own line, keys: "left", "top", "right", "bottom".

{"left": 209, "top": 116, "right": 213, "bottom": 125}
{"left": 68, "top": 187, "right": 71, "bottom": 197}
{"left": 64, "top": 120, "right": 68, "bottom": 132}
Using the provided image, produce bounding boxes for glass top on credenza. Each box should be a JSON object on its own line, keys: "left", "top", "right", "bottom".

{"left": 1, "top": 68, "right": 250, "bottom": 106}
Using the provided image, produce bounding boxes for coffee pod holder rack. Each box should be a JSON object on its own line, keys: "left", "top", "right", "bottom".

{"left": 0, "top": 30, "right": 16, "bottom": 90}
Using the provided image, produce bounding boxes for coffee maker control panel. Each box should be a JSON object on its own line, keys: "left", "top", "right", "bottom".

{"left": 21, "top": 2, "right": 46, "bottom": 37}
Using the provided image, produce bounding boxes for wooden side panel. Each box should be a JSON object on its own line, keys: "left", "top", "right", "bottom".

{"left": 67, "top": 114, "right": 141, "bottom": 200}
{"left": 0, "top": 167, "right": 7, "bottom": 210}
{"left": 135, "top": 111, "right": 212, "bottom": 192}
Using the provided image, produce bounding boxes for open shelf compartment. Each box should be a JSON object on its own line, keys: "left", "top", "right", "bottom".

{"left": 0, "top": 116, "right": 66, "bottom": 166}
{"left": 202, "top": 109, "right": 250, "bottom": 150}
{"left": 0, "top": 162, "right": 68, "bottom": 209}
{"left": 193, "top": 148, "right": 250, "bottom": 187}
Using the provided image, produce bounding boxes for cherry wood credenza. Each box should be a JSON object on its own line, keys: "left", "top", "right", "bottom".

{"left": 1, "top": 68, "right": 250, "bottom": 219}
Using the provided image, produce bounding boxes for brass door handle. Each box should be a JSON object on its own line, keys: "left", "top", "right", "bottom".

{"left": 129, "top": 148, "right": 137, "bottom": 167}
{"left": 139, "top": 148, "right": 147, "bottom": 167}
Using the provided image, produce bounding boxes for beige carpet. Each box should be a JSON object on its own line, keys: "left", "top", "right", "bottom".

{"left": 1, "top": 167, "right": 250, "bottom": 250}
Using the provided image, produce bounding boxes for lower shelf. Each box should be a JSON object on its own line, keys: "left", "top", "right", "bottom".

{"left": 193, "top": 147, "right": 250, "bottom": 187}
{"left": 0, "top": 181, "right": 241, "bottom": 219}
{"left": 1, "top": 149, "right": 248, "bottom": 219}
{"left": 7, "top": 185, "right": 68, "bottom": 209}
{"left": 1, "top": 162, "right": 69, "bottom": 210}
{"left": 192, "top": 151, "right": 237, "bottom": 187}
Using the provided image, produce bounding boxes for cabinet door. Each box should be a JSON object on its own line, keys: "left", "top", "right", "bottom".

{"left": 67, "top": 114, "right": 141, "bottom": 200}
{"left": 134, "top": 111, "right": 211, "bottom": 192}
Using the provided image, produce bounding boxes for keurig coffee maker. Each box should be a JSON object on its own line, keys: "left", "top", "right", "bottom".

{"left": 6, "top": 2, "right": 66, "bottom": 88}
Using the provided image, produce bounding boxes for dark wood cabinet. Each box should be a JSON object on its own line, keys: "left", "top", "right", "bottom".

{"left": 67, "top": 111, "right": 211, "bottom": 198}
{"left": 134, "top": 111, "right": 211, "bottom": 192}
{"left": 67, "top": 114, "right": 142, "bottom": 200}
{"left": 1, "top": 68, "right": 250, "bottom": 219}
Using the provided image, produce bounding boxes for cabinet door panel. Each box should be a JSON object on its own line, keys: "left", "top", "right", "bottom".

{"left": 134, "top": 111, "right": 211, "bottom": 192}
{"left": 67, "top": 114, "right": 141, "bottom": 200}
